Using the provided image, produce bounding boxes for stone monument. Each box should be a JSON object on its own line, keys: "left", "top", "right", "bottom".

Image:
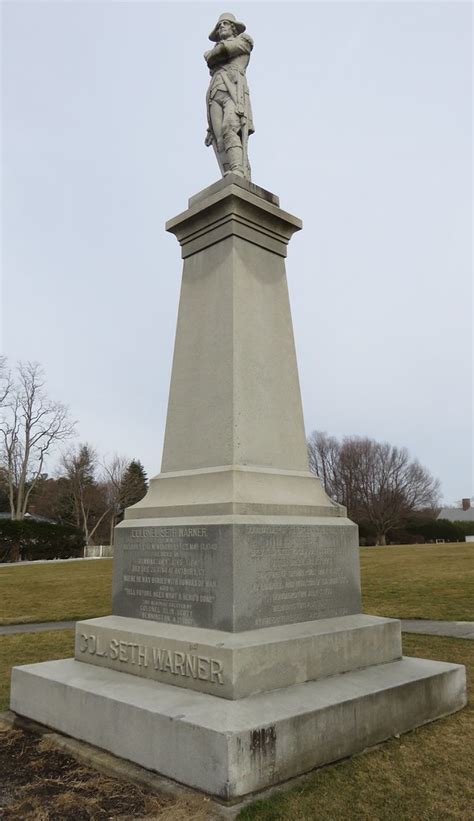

{"left": 10, "top": 13, "right": 466, "bottom": 801}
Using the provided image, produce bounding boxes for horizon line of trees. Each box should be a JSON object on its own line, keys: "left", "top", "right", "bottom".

{"left": 308, "top": 430, "right": 443, "bottom": 545}
{"left": 0, "top": 356, "right": 464, "bottom": 553}
{"left": 0, "top": 357, "right": 148, "bottom": 548}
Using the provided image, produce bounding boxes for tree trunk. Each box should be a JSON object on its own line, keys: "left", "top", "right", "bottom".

{"left": 8, "top": 541, "right": 20, "bottom": 562}
{"left": 376, "top": 534, "right": 387, "bottom": 546}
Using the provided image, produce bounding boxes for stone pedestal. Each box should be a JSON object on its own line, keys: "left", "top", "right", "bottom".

{"left": 10, "top": 176, "right": 467, "bottom": 800}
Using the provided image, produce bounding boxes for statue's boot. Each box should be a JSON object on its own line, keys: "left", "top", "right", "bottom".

{"left": 226, "top": 145, "right": 245, "bottom": 177}
{"left": 212, "top": 142, "right": 231, "bottom": 177}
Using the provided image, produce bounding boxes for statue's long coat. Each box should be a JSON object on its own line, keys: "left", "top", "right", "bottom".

{"left": 205, "top": 33, "right": 254, "bottom": 143}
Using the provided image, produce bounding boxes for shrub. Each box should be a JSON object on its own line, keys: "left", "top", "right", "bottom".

{"left": 0, "top": 519, "right": 84, "bottom": 563}
{"left": 455, "top": 521, "right": 474, "bottom": 538}
{"left": 405, "top": 518, "right": 463, "bottom": 542}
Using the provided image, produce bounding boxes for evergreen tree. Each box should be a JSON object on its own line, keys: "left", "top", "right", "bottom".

{"left": 60, "top": 444, "right": 108, "bottom": 545}
{"left": 118, "top": 460, "right": 148, "bottom": 517}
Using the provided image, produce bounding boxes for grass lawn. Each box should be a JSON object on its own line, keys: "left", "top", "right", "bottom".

{"left": 0, "top": 559, "right": 113, "bottom": 625}
{"left": 361, "top": 543, "right": 474, "bottom": 621}
{"left": 0, "top": 629, "right": 74, "bottom": 712}
{"left": 1, "top": 631, "right": 472, "bottom": 819}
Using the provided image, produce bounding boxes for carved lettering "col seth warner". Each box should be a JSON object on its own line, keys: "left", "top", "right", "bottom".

{"left": 78, "top": 632, "right": 224, "bottom": 685}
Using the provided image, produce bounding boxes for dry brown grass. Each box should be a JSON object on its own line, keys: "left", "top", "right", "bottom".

{"left": 0, "top": 723, "right": 215, "bottom": 820}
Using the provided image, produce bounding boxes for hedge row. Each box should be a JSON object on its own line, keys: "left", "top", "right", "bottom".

{"left": 359, "top": 518, "right": 474, "bottom": 546}
{"left": 0, "top": 520, "right": 84, "bottom": 563}
{"left": 406, "top": 518, "right": 474, "bottom": 541}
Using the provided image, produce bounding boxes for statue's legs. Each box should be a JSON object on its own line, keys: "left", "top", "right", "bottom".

{"left": 209, "top": 97, "right": 228, "bottom": 172}
{"left": 209, "top": 94, "right": 245, "bottom": 177}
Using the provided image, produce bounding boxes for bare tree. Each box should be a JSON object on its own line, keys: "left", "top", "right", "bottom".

{"left": 102, "top": 454, "right": 129, "bottom": 545}
{"left": 60, "top": 444, "right": 105, "bottom": 545}
{"left": 308, "top": 431, "right": 441, "bottom": 545}
{"left": 0, "top": 357, "right": 12, "bottom": 407}
{"left": 60, "top": 445, "right": 130, "bottom": 546}
{"left": 0, "top": 358, "right": 11, "bottom": 513}
{"left": 308, "top": 431, "right": 340, "bottom": 495}
{"left": 0, "top": 361, "right": 75, "bottom": 520}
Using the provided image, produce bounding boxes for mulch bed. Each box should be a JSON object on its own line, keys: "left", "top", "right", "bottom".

{"left": 0, "top": 723, "right": 212, "bottom": 820}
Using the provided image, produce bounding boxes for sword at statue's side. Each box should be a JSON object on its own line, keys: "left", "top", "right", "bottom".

{"left": 212, "top": 140, "right": 226, "bottom": 175}
{"left": 241, "top": 119, "right": 250, "bottom": 180}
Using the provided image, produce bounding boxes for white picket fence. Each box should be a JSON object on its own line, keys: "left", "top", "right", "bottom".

{"left": 83, "top": 544, "right": 114, "bottom": 558}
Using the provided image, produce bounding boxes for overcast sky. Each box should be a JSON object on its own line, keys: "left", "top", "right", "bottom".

{"left": 1, "top": 0, "right": 472, "bottom": 504}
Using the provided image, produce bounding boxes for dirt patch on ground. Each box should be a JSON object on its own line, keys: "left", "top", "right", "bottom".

{"left": 0, "top": 724, "right": 214, "bottom": 820}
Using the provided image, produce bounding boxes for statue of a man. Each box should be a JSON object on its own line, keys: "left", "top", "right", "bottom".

{"left": 204, "top": 12, "right": 254, "bottom": 180}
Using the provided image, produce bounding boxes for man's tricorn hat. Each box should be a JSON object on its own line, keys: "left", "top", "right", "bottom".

{"left": 209, "top": 12, "right": 246, "bottom": 42}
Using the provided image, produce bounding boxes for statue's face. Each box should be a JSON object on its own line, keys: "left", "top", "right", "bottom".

{"left": 218, "top": 20, "right": 234, "bottom": 40}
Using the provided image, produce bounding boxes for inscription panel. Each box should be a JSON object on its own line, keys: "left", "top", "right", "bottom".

{"left": 113, "top": 525, "right": 233, "bottom": 630}
{"left": 113, "top": 521, "right": 361, "bottom": 631}
{"left": 233, "top": 523, "right": 361, "bottom": 630}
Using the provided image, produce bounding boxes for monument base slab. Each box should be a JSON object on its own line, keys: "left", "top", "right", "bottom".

{"left": 11, "top": 656, "right": 466, "bottom": 799}
{"left": 74, "top": 613, "right": 402, "bottom": 699}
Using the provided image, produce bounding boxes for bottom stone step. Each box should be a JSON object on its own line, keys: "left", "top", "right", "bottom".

{"left": 11, "top": 655, "right": 466, "bottom": 799}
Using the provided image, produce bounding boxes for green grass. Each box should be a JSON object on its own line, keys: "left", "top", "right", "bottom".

{"left": 239, "top": 634, "right": 473, "bottom": 821}
{"left": 0, "top": 560, "right": 113, "bottom": 625}
{"left": 0, "top": 629, "right": 74, "bottom": 711}
{"left": 361, "top": 543, "right": 474, "bottom": 621}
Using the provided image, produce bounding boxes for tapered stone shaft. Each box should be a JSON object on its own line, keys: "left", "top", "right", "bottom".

{"left": 126, "top": 176, "right": 340, "bottom": 519}
{"left": 162, "top": 178, "right": 307, "bottom": 473}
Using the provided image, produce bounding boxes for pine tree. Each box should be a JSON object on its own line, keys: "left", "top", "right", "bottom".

{"left": 118, "top": 460, "right": 148, "bottom": 517}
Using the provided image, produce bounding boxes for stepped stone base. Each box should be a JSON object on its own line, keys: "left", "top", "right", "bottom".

{"left": 74, "top": 613, "right": 402, "bottom": 699}
{"left": 11, "top": 655, "right": 466, "bottom": 799}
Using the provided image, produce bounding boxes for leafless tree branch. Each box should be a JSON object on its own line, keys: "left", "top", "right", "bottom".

{"left": 0, "top": 360, "right": 76, "bottom": 519}
{"left": 308, "top": 431, "right": 440, "bottom": 544}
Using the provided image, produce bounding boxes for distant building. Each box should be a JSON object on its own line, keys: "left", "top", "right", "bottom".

{"left": 437, "top": 498, "right": 474, "bottom": 522}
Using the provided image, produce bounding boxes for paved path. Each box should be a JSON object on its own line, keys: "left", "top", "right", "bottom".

{"left": 400, "top": 620, "right": 474, "bottom": 639}
{"left": 0, "top": 557, "right": 111, "bottom": 568}
{"left": 1, "top": 618, "right": 473, "bottom": 638}
{"left": 0, "top": 621, "right": 76, "bottom": 635}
